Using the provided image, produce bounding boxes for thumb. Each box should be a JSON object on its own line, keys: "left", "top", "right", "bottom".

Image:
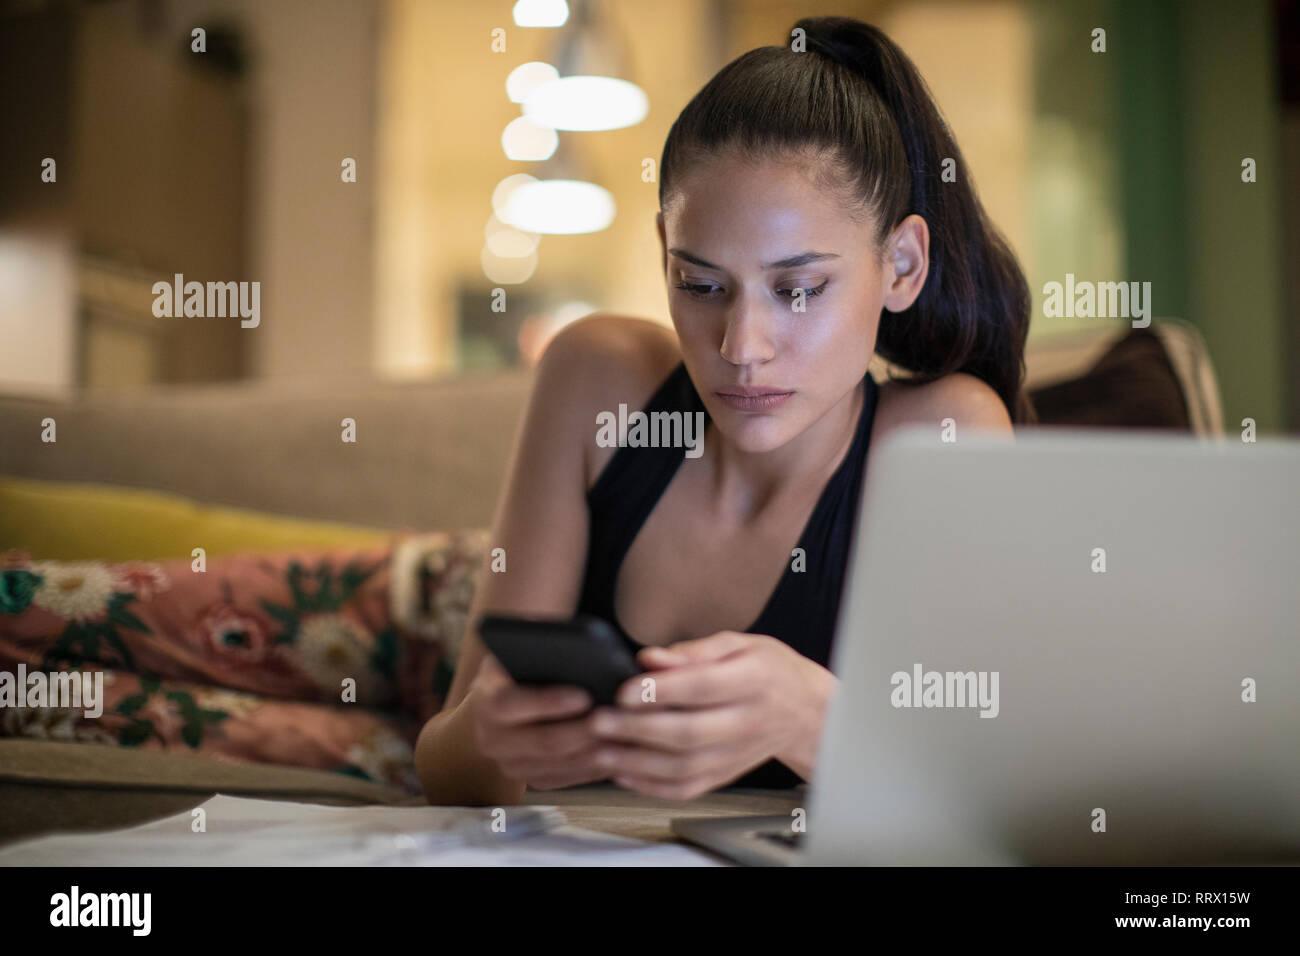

{"left": 636, "top": 645, "right": 689, "bottom": 669}
{"left": 657, "top": 630, "right": 752, "bottom": 665}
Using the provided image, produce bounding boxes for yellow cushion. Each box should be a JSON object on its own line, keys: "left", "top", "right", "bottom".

{"left": 0, "top": 476, "right": 391, "bottom": 562}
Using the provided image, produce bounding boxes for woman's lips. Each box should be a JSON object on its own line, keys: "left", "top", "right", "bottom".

{"left": 714, "top": 388, "right": 795, "bottom": 412}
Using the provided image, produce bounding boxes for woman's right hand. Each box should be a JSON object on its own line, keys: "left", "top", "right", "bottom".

{"left": 465, "top": 654, "right": 610, "bottom": 790}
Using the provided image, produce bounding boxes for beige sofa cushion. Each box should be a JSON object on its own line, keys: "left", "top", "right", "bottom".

{"left": 0, "top": 371, "right": 534, "bottom": 531}
{"left": 0, "top": 322, "right": 1218, "bottom": 534}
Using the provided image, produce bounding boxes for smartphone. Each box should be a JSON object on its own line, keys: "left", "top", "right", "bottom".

{"left": 477, "top": 613, "right": 641, "bottom": 707}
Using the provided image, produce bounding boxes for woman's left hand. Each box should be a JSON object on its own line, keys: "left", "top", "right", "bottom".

{"left": 586, "top": 631, "right": 837, "bottom": 800}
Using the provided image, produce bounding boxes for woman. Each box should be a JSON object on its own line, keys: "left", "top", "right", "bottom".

{"left": 416, "top": 16, "right": 1031, "bottom": 804}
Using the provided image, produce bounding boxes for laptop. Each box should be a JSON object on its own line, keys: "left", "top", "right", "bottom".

{"left": 671, "top": 426, "right": 1300, "bottom": 865}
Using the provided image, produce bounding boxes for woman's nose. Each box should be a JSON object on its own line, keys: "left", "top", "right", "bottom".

{"left": 719, "top": 303, "right": 776, "bottom": 367}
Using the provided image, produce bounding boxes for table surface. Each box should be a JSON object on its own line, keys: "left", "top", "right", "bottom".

{"left": 0, "top": 740, "right": 806, "bottom": 854}
{"left": 520, "top": 783, "right": 808, "bottom": 843}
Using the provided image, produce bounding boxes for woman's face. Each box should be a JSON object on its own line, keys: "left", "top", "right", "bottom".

{"left": 658, "top": 149, "right": 917, "bottom": 454}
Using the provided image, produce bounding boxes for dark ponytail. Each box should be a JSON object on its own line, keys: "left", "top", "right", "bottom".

{"left": 659, "top": 16, "right": 1035, "bottom": 423}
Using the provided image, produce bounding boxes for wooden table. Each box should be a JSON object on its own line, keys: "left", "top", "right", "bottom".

{"left": 0, "top": 740, "right": 805, "bottom": 854}
{"left": 522, "top": 782, "right": 807, "bottom": 843}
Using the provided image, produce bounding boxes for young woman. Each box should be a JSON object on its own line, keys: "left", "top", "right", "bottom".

{"left": 416, "top": 16, "right": 1031, "bottom": 804}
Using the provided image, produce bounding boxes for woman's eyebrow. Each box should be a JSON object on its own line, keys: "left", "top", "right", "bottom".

{"left": 668, "top": 248, "right": 840, "bottom": 270}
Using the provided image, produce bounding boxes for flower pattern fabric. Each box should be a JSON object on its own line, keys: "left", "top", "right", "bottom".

{"left": 0, "top": 532, "right": 487, "bottom": 795}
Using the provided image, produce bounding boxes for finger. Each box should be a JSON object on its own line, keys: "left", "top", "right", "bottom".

{"left": 523, "top": 767, "right": 606, "bottom": 791}
{"left": 596, "top": 741, "right": 742, "bottom": 782}
{"left": 612, "top": 670, "right": 667, "bottom": 710}
{"left": 476, "top": 653, "right": 513, "bottom": 689}
{"left": 611, "top": 743, "right": 775, "bottom": 798}
{"left": 505, "top": 744, "right": 609, "bottom": 790}
{"left": 489, "top": 713, "right": 600, "bottom": 762}
{"left": 636, "top": 645, "right": 689, "bottom": 669}
{"left": 621, "top": 636, "right": 762, "bottom": 703}
{"left": 485, "top": 682, "right": 593, "bottom": 727}
{"left": 587, "top": 704, "right": 749, "bottom": 752}
{"left": 615, "top": 653, "right": 763, "bottom": 709}
{"left": 611, "top": 771, "right": 724, "bottom": 801}
{"left": 661, "top": 631, "right": 754, "bottom": 664}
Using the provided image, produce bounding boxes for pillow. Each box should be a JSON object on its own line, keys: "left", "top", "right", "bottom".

{"left": 1027, "top": 328, "right": 1192, "bottom": 429}
{"left": 0, "top": 532, "right": 491, "bottom": 786}
{"left": 0, "top": 547, "right": 406, "bottom": 708}
{"left": 0, "top": 528, "right": 489, "bottom": 721}
{"left": 0, "top": 476, "right": 391, "bottom": 562}
{"left": 389, "top": 529, "right": 490, "bottom": 671}
{"left": 0, "top": 667, "right": 424, "bottom": 794}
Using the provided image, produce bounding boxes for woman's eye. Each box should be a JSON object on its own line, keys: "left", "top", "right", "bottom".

{"left": 777, "top": 280, "right": 828, "bottom": 299}
{"left": 675, "top": 282, "right": 721, "bottom": 299}
{"left": 675, "top": 280, "right": 828, "bottom": 301}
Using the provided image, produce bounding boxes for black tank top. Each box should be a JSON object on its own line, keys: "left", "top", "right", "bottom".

{"left": 576, "top": 361, "right": 880, "bottom": 789}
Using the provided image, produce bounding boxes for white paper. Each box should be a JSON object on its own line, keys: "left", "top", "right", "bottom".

{"left": 0, "top": 794, "right": 723, "bottom": 867}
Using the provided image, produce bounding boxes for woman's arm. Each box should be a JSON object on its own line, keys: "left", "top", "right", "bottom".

{"left": 415, "top": 324, "right": 596, "bottom": 805}
{"left": 415, "top": 315, "right": 680, "bottom": 805}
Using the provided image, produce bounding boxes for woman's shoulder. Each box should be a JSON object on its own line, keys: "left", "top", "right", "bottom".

{"left": 533, "top": 313, "right": 683, "bottom": 489}
{"left": 538, "top": 313, "right": 682, "bottom": 409}
{"left": 874, "top": 371, "right": 1013, "bottom": 439}
{"left": 543, "top": 312, "right": 680, "bottom": 378}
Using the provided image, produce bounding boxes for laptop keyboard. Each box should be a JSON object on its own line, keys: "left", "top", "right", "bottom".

{"left": 759, "top": 830, "right": 804, "bottom": 848}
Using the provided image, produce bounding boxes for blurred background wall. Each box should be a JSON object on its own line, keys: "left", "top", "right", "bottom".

{"left": 2, "top": 0, "right": 1296, "bottom": 430}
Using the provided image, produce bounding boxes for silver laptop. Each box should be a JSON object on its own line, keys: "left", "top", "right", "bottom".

{"left": 672, "top": 426, "right": 1300, "bottom": 865}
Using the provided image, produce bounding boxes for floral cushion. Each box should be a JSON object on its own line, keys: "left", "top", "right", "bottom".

{"left": 0, "top": 531, "right": 489, "bottom": 794}
{"left": 1, "top": 668, "right": 424, "bottom": 793}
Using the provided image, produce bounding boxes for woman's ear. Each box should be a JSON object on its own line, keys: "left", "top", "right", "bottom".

{"left": 881, "top": 214, "right": 930, "bottom": 313}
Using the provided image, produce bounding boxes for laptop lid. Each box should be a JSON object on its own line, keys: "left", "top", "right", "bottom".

{"left": 804, "top": 427, "right": 1300, "bottom": 865}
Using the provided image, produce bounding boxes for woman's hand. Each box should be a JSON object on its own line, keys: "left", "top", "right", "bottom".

{"left": 585, "top": 632, "right": 838, "bottom": 800}
{"left": 465, "top": 654, "right": 610, "bottom": 791}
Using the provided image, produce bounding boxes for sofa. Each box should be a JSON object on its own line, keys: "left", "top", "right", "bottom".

{"left": 0, "top": 317, "right": 1224, "bottom": 844}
